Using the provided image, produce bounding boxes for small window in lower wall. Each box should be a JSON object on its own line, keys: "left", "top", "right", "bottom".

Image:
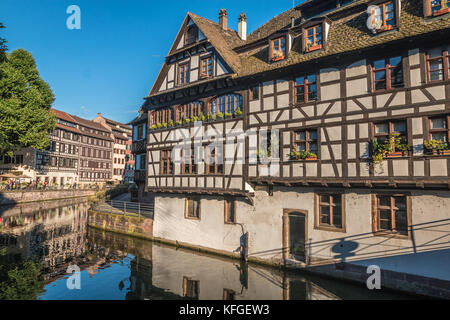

{"left": 314, "top": 193, "right": 345, "bottom": 232}
{"left": 223, "top": 288, "right": 236, "bottom": 300}
{"left": 372, "top": 194, "right": 410, "bottom": 237}
{"left": 224, "top": 197, "right": 236, "bottom": 224}
{"left": 185, "top": 197, "right": 200, "bottom": 219}
{"left": 183, "top": 277, "right": 199, "bottom": 300}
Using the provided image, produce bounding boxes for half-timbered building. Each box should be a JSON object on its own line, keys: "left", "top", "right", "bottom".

{"left": 134, "top": 0, "right": 450, "bottom": 297}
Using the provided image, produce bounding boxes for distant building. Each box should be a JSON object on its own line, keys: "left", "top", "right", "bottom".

{"left": 0, "top": 108, "right": 115, "bottom": 187}
{"left": 93, "top": 113, "right": 134, "bottom": 184}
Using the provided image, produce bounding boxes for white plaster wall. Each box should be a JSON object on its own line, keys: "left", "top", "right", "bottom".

{"left": 153, "top": 188, "right": 450, "bottom": 281}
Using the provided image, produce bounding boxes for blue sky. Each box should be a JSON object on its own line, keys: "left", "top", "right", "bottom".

{"left": 0, "top": 0, "right": 305, "bottom": 124}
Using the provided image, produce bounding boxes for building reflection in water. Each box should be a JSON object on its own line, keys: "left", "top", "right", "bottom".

{"left": 0, "top": 201, "right": 414, "bottom": 300}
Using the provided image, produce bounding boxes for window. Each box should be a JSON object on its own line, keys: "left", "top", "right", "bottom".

{"left": 139, "top": 154, "right": 146, "bottom": 170}
{"left": 185, "top": 25, "right": 197, "bottom": 45}
{"left": 160, "top": 149, "right": 173, "bottom": 175}
{"left": 295, "top": 74, "right": 317, "bottom": 103}
{"left": 224, "top": 197, "right": 236, "bottom": 224}
{"left": 249, "top": 85, "right": 259, "bottom": 101}
{"left": 270, "top": 37, "right": 286, "bottom": 62}
{"left": 182, "top": 148, "right": 197, "bottom": 174}
{"left": 200, "top": 57, "right": 213, "bottom": 78}
{"left": 428, "top": 0, "right": 450, "bottom": 17}
{"left": 315, "top": 194, "right": 345, "bottom": 231}
{"left": 150, "top": 108, "right": 173, "bottom": 125}
{"left": 183, "top": 277, "right": 199, "bottom": 299}
{"left": 293, "top": 129, "right": 318, "bottom": 155}
{"left": 374, "top": 120, "right": 407, "bottom": 151}
{"left": 429, "top": 115, "right": 450, "bottom": 143}
{"left": 371, "top": 1, "right": 396, "bottom": 31}
{"left": 178, "top": 64, "right": 190, "bottom": 85}
{"left": 206, "top": 146, "right": 223, "bottom": 175}
{"left": 427, "top": 48, "right": 449, "bottom": 82}
{"left": 136, "top": 124, "right": 145, "bottom": 140}
{"left": 185, "top": 197, "right": 200, "bottom": 219}
{"left": 175, "top": 101, "right": 203, "bottom": 122}
{"left": 209, "top": 94, "right": 243, "bottom": 116}
{"left": 373, "top": 194, "right": 409, "bottom": 236}
{"left": 305, "top": 25, "right": 323, "bottom": 52}
{"left": 372, "top": 56, "right": 403, "bottom": 90}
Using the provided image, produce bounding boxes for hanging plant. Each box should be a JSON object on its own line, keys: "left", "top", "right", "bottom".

{"left": 290, "top": 150, "right": 317, "bottom": 160}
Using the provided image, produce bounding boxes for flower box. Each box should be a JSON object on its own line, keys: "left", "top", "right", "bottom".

{"left": 384, "top": 150, "right": 408, "bottom": 158}
{"left": 305, "top": 157, "right": 318, "bottom": 161}
{"left": 271, "top": 56, "right": 285, "bottom": 62}
{"left": 305, "top": 44, "right": 322, "bottom": 52}
{"left": 433, "top": 8, "right": 450, "bottom": 16}
{"left": 426, "top": 149, "right": 450, "bottom": 156}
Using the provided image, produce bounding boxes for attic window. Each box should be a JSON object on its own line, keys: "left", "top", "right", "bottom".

{"left": 305, "top": 25, "right": 323, "bottom": 52}
{"left": 427, "top": 0, "right": 450, "bottom": 17}
{"left": 185, "top": 25, "right": 198, "bottom": 46}
{"left": 270, "top": 37, "right": 286, "bottom": 62}
{"left": 369, "top": 1, "right": 397, "bottom": 33}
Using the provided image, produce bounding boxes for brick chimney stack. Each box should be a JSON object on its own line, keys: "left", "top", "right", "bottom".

{"left": 238, "top": 13, "right": 247, "bottom": 41}
{"left": 219, "top": 8, "right": 228, "bottom": 30}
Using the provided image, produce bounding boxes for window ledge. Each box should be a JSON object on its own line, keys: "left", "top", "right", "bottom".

{"left": 384, "top": 151, "right": 410, "bottom": 158}
{"left": 271, "top": 56, "right": 285, "bottom": 62}
{"left": 305, "top": 44, "right": 323, "bottom": 53}
{"left": 290, "top": 157, "right": 318, "bottom": 162}
{"left": 373, "top": 231, "right": 409, "bottom": 240}
{"left": 314, "top": 225, "right": 346, "bottom": 233}
{"left": 432, "top": 8, "right": 450, "bottom": 17}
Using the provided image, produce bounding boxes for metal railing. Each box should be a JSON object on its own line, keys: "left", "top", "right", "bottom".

{"left": 92, "top": 200, "right": 154, "bottom": 219}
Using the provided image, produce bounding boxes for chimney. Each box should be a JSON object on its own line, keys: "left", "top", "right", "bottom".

{"left": 219, "top": 8, "right": 228, "bottom": 30}
{"left": 238, "top": 13, "right": 247, "bottom": 41}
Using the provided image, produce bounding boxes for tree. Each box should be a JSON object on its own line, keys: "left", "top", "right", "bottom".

{"left": 0, "top": 47, "right": 56, "bottom": 156}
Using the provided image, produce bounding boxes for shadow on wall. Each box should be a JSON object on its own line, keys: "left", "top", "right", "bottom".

{"left": 248, "top": 217, "right": 450, "bottom": 281}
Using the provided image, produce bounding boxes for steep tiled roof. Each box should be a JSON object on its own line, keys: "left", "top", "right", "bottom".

{"left": 71, "top": 115, "right": 111, "bottom": 133}
{"left": 50, "top": 108, "right": 77, "bottom": 124}
{"left": 237, "top": 0, "right": 450, "bottom": 77}
{"left": 187, "top": 12, "right": 244, "bottom": 73}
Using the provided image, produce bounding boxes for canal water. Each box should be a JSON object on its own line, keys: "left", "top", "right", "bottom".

{"left": 0, "top": 199, "right": 415, "bottom": 300}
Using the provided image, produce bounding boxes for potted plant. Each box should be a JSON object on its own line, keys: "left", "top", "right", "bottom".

{"left": 199, "top": 113, "right": 206, "bottom": 122}
{"left": 385, "top": 134, "right": 409, "bottom": 157}
{"left": 225, "top": 112, "right": 233, "bottom": 118}
{"left": 424, "top": 139, "right": 450, "bottom": 155}
{"left": 234, "top": 107, "right": 242, "bottom": 117}
{"left": 176, "top": 120, "right": 183, "bottom": 126}
{"left": 306, "top": 40, "right": 323, "bottom": 52}
{"left": 168, "top": 120, "right": 174, "bottom": 127}
{"left": 216, "top": 112, "right": 224, "bottom": 119}
{"left": 161, "top": 122, "right": 167, "bottom": 128}
{"left": 271, "top": 49, "right": 285, "bottom": 62}
{"left": 207, "top": 114, "right": 216, "bottom": 121}
{"left": 290, "top": 150, "right": 317, "bottom": 161}
{"left": 184, "top": 118, "right": 191, "bottom": 125}
{"left": 156, "top": 122, "right": 163, "bottom": 129}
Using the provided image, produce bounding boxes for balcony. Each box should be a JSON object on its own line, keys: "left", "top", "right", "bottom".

{"left": 132, "top": 139, "right": 147, "bottom": 154}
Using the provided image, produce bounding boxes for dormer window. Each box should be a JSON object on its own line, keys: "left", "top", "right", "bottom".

{"left": 426, "top": 0, "right": 450, "bottom": 17}
{"left": 369, "top": 1, "right": 397, "bottom": 33}
{"left": 305, "top": 25, "right": 323, "bottom": 52}
{"left": 270, "top": 37, "right": 286, "bottom": 62}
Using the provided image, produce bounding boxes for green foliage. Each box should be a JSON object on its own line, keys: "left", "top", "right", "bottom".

{"left": 0, "top": 257, "right": 45, "bottom": 300}
{"left": 290, "top": 150, "right": 317, "bottom": 160}
{"left": 225, "top": 112, "right": 233, "bottom": 118}
{"left": 207, "top": 114, "right": 215, "bottom": 121}
{"left": 424, "top": 139, "right": 449, "bottom": 151}
{"left": 199, "top": 113, "right": 205, "bottom": 121}
{"left": 216, "top": 112, "right": 224, "bottom": 119}
{"left": 176, "top": 120, "right": 183, "bottom": 126}
{"left": 0, "top": 49, "right": 56, "bottom": 155}
{"left": 234, "top": 107, "right": 242, "bottom": 116}
{"left": 184, "top": 118, "right": 191, "bottom": 124}
{"left": 168, "top": 120, "right": 174, "bottom": 127}
{"left": 371, "top": 134, "right": 409, "bottom": 165}
{"left": 191, "top": 116, "right": 198, "bottom": 122}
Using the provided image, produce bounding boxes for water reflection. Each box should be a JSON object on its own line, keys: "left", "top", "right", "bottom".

{"left": 0, "top": 200, "right": 415, "bottom": 300}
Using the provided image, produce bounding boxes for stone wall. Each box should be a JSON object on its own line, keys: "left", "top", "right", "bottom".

{"left": 88, "top": 210, "right": 153, "bottom": 239}
{"left": 0, "top": 189, "right": 96, "bottom": 205}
